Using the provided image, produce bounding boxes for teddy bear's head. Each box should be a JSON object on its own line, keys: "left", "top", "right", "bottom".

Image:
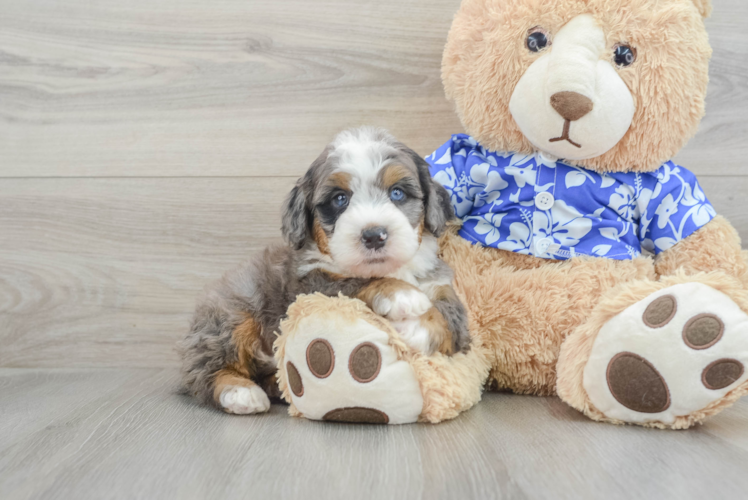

{"left": 442, "top": 0, "right": 712, "bottom": 173}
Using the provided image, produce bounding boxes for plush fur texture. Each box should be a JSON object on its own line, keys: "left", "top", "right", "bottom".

{"left": 442, "top": 0, "right": 712, "bottom": 173}
{"left": 439, "top": 227, "right": 656, "bottom": 395}
{"left": 275, "top": 293, "right": 490, "bottom": 423}
{"left": 273, "top": 0, "right": 747, "bottom": 429}
{"left": 556, "top": 270, "right": 748, "bottom": 429}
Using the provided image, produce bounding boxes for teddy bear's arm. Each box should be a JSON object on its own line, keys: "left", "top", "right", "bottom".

{"left": 654, "top": 215, "right": 748, "bottom": 279}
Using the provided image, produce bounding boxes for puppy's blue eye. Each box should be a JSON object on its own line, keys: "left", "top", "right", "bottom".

{"left": 332, "top": 193, "right": 348, "bottom": 208}
{"left": 390, "top": 188, "right": 405, "bottom": 202}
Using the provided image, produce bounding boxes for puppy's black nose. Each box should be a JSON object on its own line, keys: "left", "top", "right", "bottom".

{"left": 361, "top": 226, "right": 388, "bottom": 250}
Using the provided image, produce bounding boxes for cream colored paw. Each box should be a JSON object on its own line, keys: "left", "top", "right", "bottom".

{"left": 219, "top": 385, "right": 271, "bottom": 415}
{"left": 280, "top": 314, "right": 423, "bottom": 424}
{"left": 584, "top": 283, "right": 748, "bottom": 426}
{"left": 390, "top": 318, "right": 434, "bottom": 354}
{"left": 373, "top": 289, "right": 432, "bottom": 321}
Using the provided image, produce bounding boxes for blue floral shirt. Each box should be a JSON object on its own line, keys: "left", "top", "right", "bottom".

{"left": 426, "top": 134, "right": 716, "bottom": 261}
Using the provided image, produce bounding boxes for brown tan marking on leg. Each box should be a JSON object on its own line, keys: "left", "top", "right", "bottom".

{"left": 313, "top": 220, "right": 331, "bottom": 255}
{"left": 231, "top": 315, "right": 263, "bottom": 378}
{"left": 210, "top": 315, "right": 267, "bottom": 407}
{"left": 419, "top": 307, "right": 453, "bottom": 355}
{"left": 212, "top": 368, "right": 261, "bottom": 405}
{"left": 355, "top": 278, "right": 421, "bottom": 311}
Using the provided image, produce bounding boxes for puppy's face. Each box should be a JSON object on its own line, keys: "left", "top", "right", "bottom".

{"left": 282, "top": 128, "right": 454, "bottom": 278}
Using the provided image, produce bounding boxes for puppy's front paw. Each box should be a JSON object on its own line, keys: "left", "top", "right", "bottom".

{"left": 219, "top": 385, "right": 271, "bottom": 415}
{"left": 373, "top": 289, "right": 432, "bottom": 322}
{"left": 391, "top": 319, "right": 434, "bottom": 354}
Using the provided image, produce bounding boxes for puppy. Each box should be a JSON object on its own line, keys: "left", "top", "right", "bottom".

{"left": 180, "top": 127, "right": 470, "bottom": 415}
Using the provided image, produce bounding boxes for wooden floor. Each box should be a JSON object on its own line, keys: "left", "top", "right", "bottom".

{"left": 2, "top": 0, "right": 748, "bottom": 498}
{"left": 2, "top": 368, "right": 748, "bottom": 500}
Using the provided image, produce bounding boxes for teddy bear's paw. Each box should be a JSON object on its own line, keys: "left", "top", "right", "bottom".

{"left": 583, "top": 283, "right": 748, "bottom": 426}
{"left": 281, "top": 316, "right": 424, "bottom": 424}
{"left": 219, "top": 385, "right": 271, "bottom": 415}
{"left": 372, "top": 288, "right": 432, "bottom": 322}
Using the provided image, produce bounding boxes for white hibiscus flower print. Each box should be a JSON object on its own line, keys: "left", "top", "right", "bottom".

{"left": 505, "top": 155, "right": 536, "bottom": 187}
{"left": 680, "top": 182, "right": 716, "bottom": 227}
{"left": 431, "top": 149, "right": 452, "bottom": 165}
{"left": 505, "top": 165, "right": 536, "bottom": 188}
{"left": 534, "top": 200, "right": 593, "bottom": 248}
{"left": 469, "top": 213, "right": 507, "bottom": 246}
{"left": 465, "top": 162, "right": 508, "bottom": 209}
{"left": 655, "top": 194, "right": 678, "bottom": 230}
{"left": 607, "top": 184, "right": 637, "bottom": 221}
{"left": 499, "top": 222, "right": 533, "bottom": 253}
{"left": 652, "top": 163, "right": 679, "bottom": 199}
{"left": 433, "top": 167, "right": 472, "bottom": 218}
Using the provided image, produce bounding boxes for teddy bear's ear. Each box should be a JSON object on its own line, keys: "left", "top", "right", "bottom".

{"left": 690, "top": 0, "right": 712, "bottom": 18}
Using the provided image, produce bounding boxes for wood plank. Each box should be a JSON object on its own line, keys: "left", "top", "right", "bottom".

{"left": 1, "top": 0, "right": 746, "bottom": 178}
{"left": 0, "top": 177, "right": 295, "bottom": 368}
{"left": 1, "top": 175, "right": 747, "bottom": 368}
{"left": 0, "top": 0, "right": 462, "bottom": 178}
{"left": 1, "top": 368, "right": 748, "bottom": 500}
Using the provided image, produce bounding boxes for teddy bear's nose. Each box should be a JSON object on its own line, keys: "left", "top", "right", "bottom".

{"left": 550, "top": 91, "right": 594, "bottom": 121}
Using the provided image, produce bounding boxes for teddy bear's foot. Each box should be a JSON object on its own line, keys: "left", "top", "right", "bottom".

{"left": 559, "top": 281, "right": 748, "bottom": 428}
{"left": 275, "top": 299, "right": 424, "bottom": 425}
{"left": 274, "top": 293, "right": 491, "bottom": 424}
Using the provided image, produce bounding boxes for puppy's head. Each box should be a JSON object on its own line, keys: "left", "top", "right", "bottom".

{"left": 281, "top": 127, "right": 454, "bottom": 277}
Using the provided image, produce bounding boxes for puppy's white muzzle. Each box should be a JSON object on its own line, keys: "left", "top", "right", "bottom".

{"left": 328, "top": 201, "right": 420, "bottom": 277}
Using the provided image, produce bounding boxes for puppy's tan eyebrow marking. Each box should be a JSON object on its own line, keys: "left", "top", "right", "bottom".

{"left": 325, "top": 171, "right": 352, "bottom": 192}
{"left": 378, "top": 164, "right": 416, "bottom": 190}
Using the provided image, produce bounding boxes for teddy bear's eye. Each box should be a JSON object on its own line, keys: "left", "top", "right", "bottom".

{"left": 614, "top": 45, "right": 637, "bottom": 67}
{"left": 526, "top": 29, "right": 550, "bottom": 53}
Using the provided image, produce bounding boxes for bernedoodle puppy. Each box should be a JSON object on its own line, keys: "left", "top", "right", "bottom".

{"left": 180, "top": 127, "right": 470, "bottom": 415}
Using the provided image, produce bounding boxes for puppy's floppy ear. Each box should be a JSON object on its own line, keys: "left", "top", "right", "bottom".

{"left": 281, "top": 148, "right": 329, "bottom": 249}
{"left": 404, "top": 147, "right": 455, "bottom": 237}
{"left": 280, "top": 181, "right": 309, "bottom": 250}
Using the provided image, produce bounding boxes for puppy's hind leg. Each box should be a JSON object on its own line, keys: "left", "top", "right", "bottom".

{"left": 181, "top": 305, "right": 271, "bottom": 415}
{"left": 213, "top": 369, "right": 271, "bottom": 415}
{"left": 213, "top": 315, "right": 272, "bottom": 415}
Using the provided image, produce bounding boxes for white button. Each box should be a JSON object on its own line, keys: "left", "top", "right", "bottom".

{"left": 535, "top": 192, "right": 555, "bottom": 210}
{"left": 535, "top": 238, "right": 553, "bottom": 255}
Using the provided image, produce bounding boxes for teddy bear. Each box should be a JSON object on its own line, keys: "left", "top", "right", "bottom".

{"left": 274, "top": 0, "right": 748, "bottom": 429}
